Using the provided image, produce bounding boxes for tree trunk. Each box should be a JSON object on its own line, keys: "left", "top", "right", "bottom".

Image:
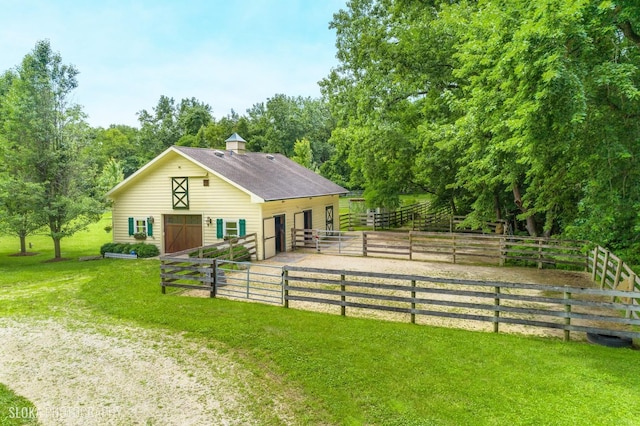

{"left": 512, "top": 184, "right": 537, "bottom": 237}
{"left": 53, "top": 237, "right": 62, "bottom": 260}
{"left": 19, "top": 235, "right": 27, "bottom": 255}
{"left": 494, "top": 195, "right": 504, "bottom": 234}
{"left": 494, "top": 195, "right": 502, "bottom": 220}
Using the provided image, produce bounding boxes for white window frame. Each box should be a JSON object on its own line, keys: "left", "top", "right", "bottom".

{"left": 224, "top": 219, "right": 239, "bottom": 237}
{"left": 135, "top": 218, "right": 147, "bottom": 235}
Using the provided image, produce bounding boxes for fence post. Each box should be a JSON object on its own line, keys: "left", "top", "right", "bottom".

{"left": 563, "top": 289, "right": 571, "bottom": 342}
{"left": 291, "top": 229, "right": 296, "bottom": 251}
{"left": 613, "top": 258, "right": 623, "bottom": 290}
{"left": 211, "top": 260, "right": 217, "bottom": 298}
{"left": 627, "top": 273, "right": 637, "bottom": 319}
{"left": 452, "top": 235, "right": 457, "bottom": 264}
{"left": 161, "top": 260, "right": 166, "bottom": 294}
{"left": 245, "top": 263, "right": 250, "bottom": 299}
{"left": 591, "top": 247, "right": 599, "bottom": 281}
{"left": 600, "top": 250, "right": 610, "bottom": 289}
{"left": 363, "top": 232, "right": 368, "bottom": 257}
{"left": 283, "top": 268, "right": 289, "bottom": 308}
{"left": 409, "top": 232, "right": 413, "bottom": 261}
{"left": 537, "top": 239, "right": 543, "bottom": 269}
{"left": 341, "top": 273, "right": 346, "bottom": 316}
{"left": 411, "top": 279, "right": 416, "bottom": 324}
{"left": 499, "top": 236, "right": 505, "bottom": 267}
{"left": 493, "top": 286, "right": 500, "bottom": 333}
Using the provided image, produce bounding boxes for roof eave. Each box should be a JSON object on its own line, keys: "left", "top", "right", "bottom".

{"left": 262, "top": 191, "right": 347, "bottom": 202}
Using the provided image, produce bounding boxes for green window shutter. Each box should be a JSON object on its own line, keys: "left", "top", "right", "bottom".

{"left": 239, "top": 219, "right": 246, "bottom": 237}
{"left": 128, "top": 217, "right": 134, "bottom": 236}
{"left": 216, "top": 219, "right": 224, "bottom": 239}
{"left": 147, "top": 218, "right": 153, "bottom": 237}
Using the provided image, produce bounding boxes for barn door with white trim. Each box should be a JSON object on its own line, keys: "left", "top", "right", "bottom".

{"left": 263, "top": 217, "right": 276, "bottom": 259}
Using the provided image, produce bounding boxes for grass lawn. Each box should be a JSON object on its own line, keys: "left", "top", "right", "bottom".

{"left": 0, "top": 385, "right": 39, "bottom": 426}
{"left": 1, "top": 215, "right": 639, "bottom": 425}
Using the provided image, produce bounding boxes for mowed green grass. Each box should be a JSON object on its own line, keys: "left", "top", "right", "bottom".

{"left": 1, "top": 215, "right": 639, "bottom": 425}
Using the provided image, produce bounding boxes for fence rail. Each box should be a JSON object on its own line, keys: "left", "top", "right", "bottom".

{"left": 340, "top": 202, "right": 430, "bottom": 230}
{"left": 161, "top": 231, "right": 640, "bottom": 339}
{"left": 590, "top": 246, "right": 639, "bottom": 319}
{"left": 292, "top": 229, "right": 363, "bottom": 256}
{"left": 160, "top": 234, "right": 258, "bottom": 294}
{"left": 293, "top": 230, "right": 588, "bottom": 270}
{"left": 283, "top": 265, "right": 640, "bottom": 341}
{"left": 167, "top": 233, "right": 258, "bottom": 260}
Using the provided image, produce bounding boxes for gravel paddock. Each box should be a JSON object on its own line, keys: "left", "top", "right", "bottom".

{"left": 263, "top": 252, "right": 596, "bottom": 339}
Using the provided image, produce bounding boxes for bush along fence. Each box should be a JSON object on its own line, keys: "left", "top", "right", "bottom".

{"left": 159, "top": 233, "right": 257, "bottom": 294}
{"left": 292, "top": 230, "right": 588, "bottom": 270}
{"left": 100, "top": 241, "right": 160, "bottom": 258}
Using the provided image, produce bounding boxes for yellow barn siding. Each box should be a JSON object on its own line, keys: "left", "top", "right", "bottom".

{"left": 110, "top": 150, "right": 343, "bottom": 258}
{"left": 260, "top": 195, "right": 340, "bottom": 254}
{"left": 111, "top": 152, "right": 261, "bottom": 254}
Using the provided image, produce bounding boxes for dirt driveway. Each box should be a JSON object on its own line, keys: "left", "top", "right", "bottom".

{"left": 0, "top": 317, "right": 290, "bottom": 426}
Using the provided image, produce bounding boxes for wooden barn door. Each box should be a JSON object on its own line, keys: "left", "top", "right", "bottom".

{"left": 325, "top": 206, "right": 334, "bottom": 233}
{"left": 263, "top": 217, "right": 276, "bottom": 259}
{"left": 164, "top": 215, "right": 202, "bottom": 253}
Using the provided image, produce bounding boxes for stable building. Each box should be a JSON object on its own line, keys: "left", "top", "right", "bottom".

{"left": 106, "top": 134, "right": 347, "bottom": 259}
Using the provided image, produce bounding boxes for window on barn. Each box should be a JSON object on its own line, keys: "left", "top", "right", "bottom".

{"left": 216, "top": 219, "right": 246, "bottom": 239}
{"left": 225, "top": 220, "right": 238, "bottom": 237}
{"left": 135, "top": 219, "right": 147, "bottom": 234}
{"left": 128, "top": 217, "right": 153, "bottom": 237}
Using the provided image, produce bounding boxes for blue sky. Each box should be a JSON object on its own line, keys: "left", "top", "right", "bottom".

{"left": 0, "top": 0, "right": 346, "bottom": 127}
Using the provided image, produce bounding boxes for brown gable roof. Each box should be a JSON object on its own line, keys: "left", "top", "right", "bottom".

{"left": 173, "top": 146, "right": 347, "bottom": 201}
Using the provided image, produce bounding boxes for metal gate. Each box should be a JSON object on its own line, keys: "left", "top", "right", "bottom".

{"left": 214, "top": 259, "right": 284, "bottom": 305}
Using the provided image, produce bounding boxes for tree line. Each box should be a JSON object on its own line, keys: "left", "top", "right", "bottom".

{"left": 1, "top": 1, "right": 640, "bottom": 263}
{"left": 321, "top": 0, "right": 640, "bottom": 261}
{"left": 0, "top": 40, "right": 337, "bottom": 259}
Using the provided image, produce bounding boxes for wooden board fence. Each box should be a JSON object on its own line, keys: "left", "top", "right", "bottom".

{"left": 294, "top": 229, "right": 588, "bottom": 270}
{"left": 283, "top": 265, "right": 640, "bottom": 341}
{"left": 160, "top": 233, "right": 258, "bottom": 295}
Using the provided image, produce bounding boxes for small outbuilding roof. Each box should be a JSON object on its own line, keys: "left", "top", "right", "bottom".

{"left": 107, "top": 145, "right": 347, "bottom": 202}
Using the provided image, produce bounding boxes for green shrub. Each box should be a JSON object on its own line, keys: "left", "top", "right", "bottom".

{"left": 99, "top": 243, "right": 117, "bottom": 256}
{"left": 132, "top": 243, "right": 160, "bottom": 258}
{"left": 100, "top": 242, "right": 158, "bottom": 258}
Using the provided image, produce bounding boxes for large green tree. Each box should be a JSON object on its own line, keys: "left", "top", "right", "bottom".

{"left": 246, "top": 94, "right": 335, "bottom": 167}
{"left": 321, "top": 0, "right": 456, "bottom": 208}
{"left": 323, "top": 0, "right": 640, "bottom": 249}
{"left": 1, "top": 40, "right": 102, "bottom": 259}
{"left": 0, "top": 69, "right": 48, "bottom": 254}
